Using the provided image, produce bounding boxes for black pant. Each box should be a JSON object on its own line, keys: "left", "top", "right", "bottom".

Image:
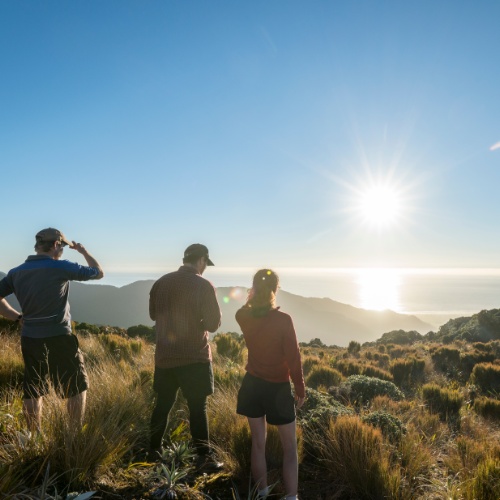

{"left": 150, "top": 362, "right": 214, "bottom": 455}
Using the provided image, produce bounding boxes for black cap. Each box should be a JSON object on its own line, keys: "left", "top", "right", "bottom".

{"left": 184, "top": 243, "right": 214, "bottom": 266}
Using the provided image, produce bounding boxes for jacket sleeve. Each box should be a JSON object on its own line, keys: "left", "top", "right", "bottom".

{"left": 200, "top": 282, "right": 221, "bottom": 332}
{"left": 149, "top": 283, "right": 157, "bottom": 321}
{"left": 283, "top": 315, "right": 305, "bottom": 398}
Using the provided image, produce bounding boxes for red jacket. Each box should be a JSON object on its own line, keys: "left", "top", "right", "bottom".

{"left": 236, "top": 307, "right": 305, "bottom": 398}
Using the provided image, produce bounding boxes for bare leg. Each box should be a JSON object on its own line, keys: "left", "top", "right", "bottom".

{"left": 67, "top": 390, "right": 86, "bottom": 429}
{"left": 247, "top": 416, "right": 268, "bottom": 490}
{"left": 23, "top": 397, "right": 42, "bottom": 433}
{"left": 277, "top": 421, "right": 298, "bottom": 497}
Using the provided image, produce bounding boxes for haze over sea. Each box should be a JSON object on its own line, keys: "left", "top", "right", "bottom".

{"left": 98, "top": 268, "right": 500, "bottom": 330}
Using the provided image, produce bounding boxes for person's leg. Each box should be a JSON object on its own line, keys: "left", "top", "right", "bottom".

{"left": 185, "top": 394, "right": 209, "bottom": 455}
{"left": 247, "top": 416, "right": 268, "bottom": 491}
{"left": 178, "top": 362, "right": 214, "bottom": 456}
{"left": 23, "top": 397, "right": 42, "bottom": 433}
{"left": 67, "top": 390, "right": 86, "bottom": 429}
{"left": 150, "top": 367, "right": 179, "bottom": 451}
{"left": 277, "top": 421, "right": 298, "bottom": 498}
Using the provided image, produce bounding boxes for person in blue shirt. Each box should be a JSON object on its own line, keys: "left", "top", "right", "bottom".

{"left": 0, "top": 228, "right": 104, "bottom": 433}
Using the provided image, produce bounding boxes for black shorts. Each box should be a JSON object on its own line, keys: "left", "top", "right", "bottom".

{"left": 21, "top": 334, "right": 89, "bottom": 399}
{"left": 153, "top": 362, "right": 214, "bottom": 400}
{"left": 237, "top": 372, "right": 296, "bottom": 425}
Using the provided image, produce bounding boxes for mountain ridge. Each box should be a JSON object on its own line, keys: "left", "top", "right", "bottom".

{"left": 0, "top": 273, "right": 432, "bottom": 346}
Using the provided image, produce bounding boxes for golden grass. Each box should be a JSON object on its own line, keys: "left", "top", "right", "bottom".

{"left": 4, "top": 327, "right": 500, "bottom": 497}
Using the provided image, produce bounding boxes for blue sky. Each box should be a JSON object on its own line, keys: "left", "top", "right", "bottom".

{"left": 2, "top": 1, "right": 500, "bottom": 275}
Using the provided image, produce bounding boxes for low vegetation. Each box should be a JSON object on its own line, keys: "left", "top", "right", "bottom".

{"left": 3, "top": 314, "right": 500, "bottom": 498}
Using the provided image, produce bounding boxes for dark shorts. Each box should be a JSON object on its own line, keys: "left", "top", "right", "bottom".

{"left": 153, "top": 362, "right": 214, "bottom": 400}
{"left": 21, "top": 334, "right": 89, "bottom": 399}
{"left": 237, "top": 372, "right": 296, "bottom": 425}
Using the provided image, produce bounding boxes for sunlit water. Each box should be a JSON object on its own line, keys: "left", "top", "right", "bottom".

{"left": 96, "top": 268, "right": 500, "bottom": 328}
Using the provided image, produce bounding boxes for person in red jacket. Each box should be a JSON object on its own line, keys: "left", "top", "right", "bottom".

{"left": 235, "top": 269, "right": 305, "bottom": 500}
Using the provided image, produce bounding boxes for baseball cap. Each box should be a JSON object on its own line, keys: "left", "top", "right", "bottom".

{"left": 35, "top": 228, "right": 72, "bottom": 247}
{"left": 184, "top": 243, "right": 214, "bottom": 266}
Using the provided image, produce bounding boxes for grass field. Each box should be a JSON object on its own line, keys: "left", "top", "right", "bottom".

{"left": 2, "top": 322, "right": 500, "bottom": 499}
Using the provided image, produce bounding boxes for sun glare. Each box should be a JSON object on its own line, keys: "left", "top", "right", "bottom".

{"left": 357, "top": 268, "right": 401, "bottom": 311}
{"left": 356, "top": 184, "right": 402, "bottom": 228}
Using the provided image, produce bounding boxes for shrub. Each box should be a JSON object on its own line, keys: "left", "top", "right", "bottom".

{"left": 378, "top": 329, "right": 423, "bottom": 345}
{"left": 373, "top": 353, "right": 390, "bottom": 369}
{"left": 75, "top": 322, "right": 100, "bottom": 334}
{"left": 474, "top": 397, "right": 500, "bottom": 421}
{"left": 459, "top": 351, "right": 496, "bottom": 380}
{"left": 361, "top": 411, "right": 406, "bottom": 443}
{"left": 299, "top": 388, "right": 353, "bottom": 432}
{"left": 334, "top": 360, "right": 363, "bottom": 377}
{"left": 469, "top": 458, "right": 500, "bottom": 499}
{"left": 127, "top": 324, "right": 155, "bottom": 342}
{"left": 361, "top": 365, "right": 393, "bottom": 382}
{"left": 431, "top": 346, "right": 460, "bottom": 375}
{"left": 421, "top": 383, "right": 463, "bottom": 422}
{"left": 338, "top": 375, "right": 404, "bottom": 405}
{"left": 347, "top": 340, "right": 361, "bottom": 354}
{"left": 390, "top": 357, "right": 426, "bottom": 387}
{"left": 302, "top": 356, "right": 321, "bottom": 377}
{"left": 305, "top": 366, "right": 342, "bottom": 390}
{"left": 470, "top": 363, "right": 500, "bottom": 395}
{"left": 213, "top": 333, "right": 244, "bottom": 363}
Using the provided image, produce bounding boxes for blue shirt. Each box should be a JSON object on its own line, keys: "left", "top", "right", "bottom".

{"left": 0, "top": 255, "right": 100, "bottom": 338}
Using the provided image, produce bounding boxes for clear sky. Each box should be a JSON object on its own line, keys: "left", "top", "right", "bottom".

{"left": 2, "top": 1, "right": 500, "bottom": 275}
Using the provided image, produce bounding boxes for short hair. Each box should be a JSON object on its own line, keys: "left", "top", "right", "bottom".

{"left": 35, "top": 240, "right": 56, "bottom": 252}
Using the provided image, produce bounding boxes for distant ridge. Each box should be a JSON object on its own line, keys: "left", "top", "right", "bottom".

{"left": 1, "top": 275, "right": 432, "bottom": 346}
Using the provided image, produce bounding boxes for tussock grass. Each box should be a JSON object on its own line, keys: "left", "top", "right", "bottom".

{"left": 5, "top": 324, "right": 500, "bottom": 497}
{"left": 421, "top": 383, "right": 463, "bottom": 423}
{"left": 304, "top": 415, "right": 400, "bottom": 499}
{"left": 305, "top": 365, "right": 342, "bottom": 390}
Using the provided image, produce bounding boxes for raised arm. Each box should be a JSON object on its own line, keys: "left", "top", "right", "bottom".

{"left": 70, "top": 242, "right": 104, "bottom": 280}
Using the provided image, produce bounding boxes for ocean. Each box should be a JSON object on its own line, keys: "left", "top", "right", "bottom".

{"left": 96, "top": 268, "right": 500, "bottom": 330}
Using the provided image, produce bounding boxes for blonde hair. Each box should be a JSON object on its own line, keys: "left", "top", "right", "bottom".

{"left": 246, "top": 269, "right": 279, "bottom": 316}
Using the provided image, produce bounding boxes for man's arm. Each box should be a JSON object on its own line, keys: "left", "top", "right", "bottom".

{"left": 200, "top": 284, "right": 221, "bottom": 332}
{"left": 70, "top": 242, "right": 104, "bottom": 279}
{"left": 0, "top": 297, "right": 22, "bottom": 321}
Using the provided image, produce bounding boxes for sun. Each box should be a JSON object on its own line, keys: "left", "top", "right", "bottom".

{"left": 356, "top": 184, "right": 402, "bottom": 228}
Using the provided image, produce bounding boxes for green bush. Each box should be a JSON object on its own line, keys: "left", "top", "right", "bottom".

{"left": 421, "top": 383, "right": 463, "bottom": 422}
{"left": 127, "top": 324, "right": 155, "bottom": 342}
{"left": 338, "top": 375, "right": 404, "bottom": 405}
{"left": 75, "top": 321, "right": 100, "bottom": 334}
{"left": 474, "top": 397, "right": 500, "bottom": 421}
{"left": 378, "top": 329, "right": 423, "bottom": 345}
{"left": 305, "top": 366, "right": 342, "bottom": 390}
{"left": 361, "top": 411, "right": 406, "bottom": 443}
{"left": 470, "top": 363, "right": 500, "bottom": 395}
{"left": 299, "top": 388, "right": 353, "bottom": 431}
